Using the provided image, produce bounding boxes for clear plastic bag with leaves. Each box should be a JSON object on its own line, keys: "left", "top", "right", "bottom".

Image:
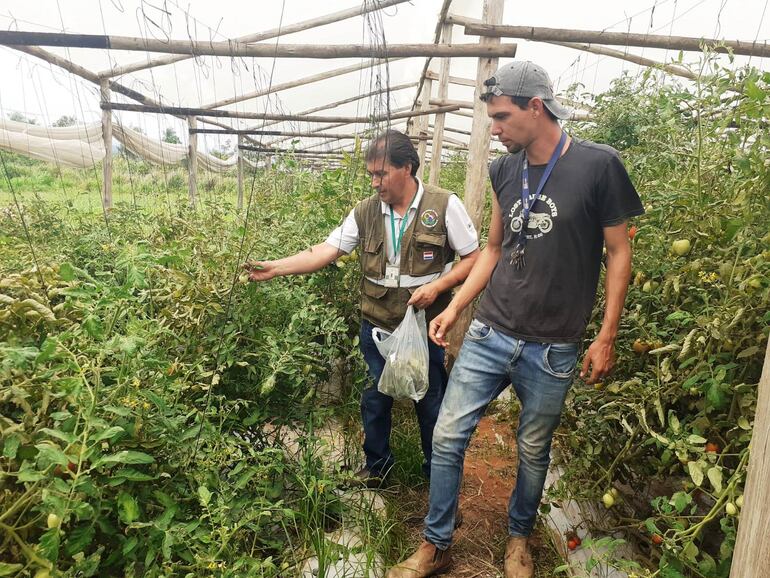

{"left": 372, "top": 305, "right": 429, "bottom": 401}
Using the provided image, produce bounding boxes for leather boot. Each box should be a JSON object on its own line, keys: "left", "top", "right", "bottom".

{"left": 504, "top": 537, "right": 533, "bottom": 578}
{"left": 386, "top": 541, "right": 451, "bottom": 578}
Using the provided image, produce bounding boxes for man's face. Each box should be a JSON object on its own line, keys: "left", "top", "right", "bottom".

{"left": 366, "top": 158, "right": 412, "bottom": 205}
{"left": 486, "top": 95, "right": 536, "bottom": 154}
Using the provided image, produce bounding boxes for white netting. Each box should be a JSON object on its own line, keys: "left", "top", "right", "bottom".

{"left": 0, "top": 117, "right": 248, "bottom": 172}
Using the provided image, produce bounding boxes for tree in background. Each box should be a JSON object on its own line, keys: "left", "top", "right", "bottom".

{"left": 8, "top": 111, "right": 37, "bottom": 124}
{"left": 162, "top": 127, "right": 181, "bottom": 144}
{"left": 53, "top": 115, "right": 77, "bottom": 127}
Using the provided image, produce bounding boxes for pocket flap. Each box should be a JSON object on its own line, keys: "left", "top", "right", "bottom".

{"left": 362, "top": 278, "right": 388, "bottom": 298}
{"left": 414, "top": 232, "right": 446, "bottom": 246}
{"left": 363, "top": 236, "right": 383, "bottom": 253}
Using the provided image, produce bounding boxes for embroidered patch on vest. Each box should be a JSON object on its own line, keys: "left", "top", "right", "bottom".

{"left": 420, "top": 209, "right": 439, "bottom": 228}
{"left": 423, "top": 250, "right": 434, "bottom": 261}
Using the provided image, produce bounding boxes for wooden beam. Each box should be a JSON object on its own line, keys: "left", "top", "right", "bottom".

{"left": 457, "top": 22, "right": 770, "bottom": 58}
{"left": 429, "top": 21, "right": 453, "bottom": 186}
{"left": 550, "top": 41, "right": 697, "bottom": 80}
{"left": 248, "top": 81, "right": 417, "bottom": 131}
{"left": 191, "top": 129, "right": 362, "bottom": 139}
{"left": 446, "top": 0, "right": 504, "bottom": 365}
{"left": 102, "top": 102, "right": 461, "bottom": 124}
{"left": 187, "top": 116, "right": 197, "bottom": 208}
{"left": 203, "top": 58, "right": 402, "bottom": 110}
{"left": 426, "top": 69, "right": 475, "bottom": 87}
{"left": 239, "top": 145, "right": 345, "bottom": 156}
{"left": 415, "top": 78, "right": 433, "bottom": 181}
{"left": 99, "top": 0, "right": 413, "bottom": 78}
{"left": 731, "top": 340, "right": 770, "bottom": 576}
{"left": 0, "top": 31, "right": 519, "bottom": 59}
{"left": 100, "top": 79, "right": 112, "bottom": 209}
{"left": 409, "top": 0, "right": 454, "bottom": 124}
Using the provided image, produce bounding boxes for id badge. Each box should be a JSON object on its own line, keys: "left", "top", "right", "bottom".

{"left": 383, "top": 264, "right": 400, "bottom": 288}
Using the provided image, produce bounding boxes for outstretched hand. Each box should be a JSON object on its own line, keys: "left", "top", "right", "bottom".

{"left": 242, "top": 260, "right": 278, "bottom": 282}
{"left": 580, "top": 337, "right": 615, "bottom": 384}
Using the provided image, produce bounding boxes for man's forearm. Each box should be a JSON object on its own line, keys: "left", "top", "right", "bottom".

{"left": 598, "top": 247, "right": 632, "bottom": 342}
{"left": 273, "top": 243, "right": 340, "bottom": 276}
{"left": 446, "top": 245, "right": 500, "bottom": 313}
{"left": 429, "top": 250, "right": 480, "bottom": 295}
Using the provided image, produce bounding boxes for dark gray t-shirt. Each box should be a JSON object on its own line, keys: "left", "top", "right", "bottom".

{"left": 475, "top": 138, "right": 644, "bottom": 342}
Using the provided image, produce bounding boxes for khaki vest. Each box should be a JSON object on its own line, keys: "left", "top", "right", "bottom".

{"left": 354, "top": 183, "right": 456, "bottom": 331}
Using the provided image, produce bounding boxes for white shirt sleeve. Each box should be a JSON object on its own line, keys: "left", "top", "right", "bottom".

{"left": 324, "top": 208, "right": 360, "bottom": 254}
{"left": 445, "top": 195, "right": 479, "bottom": 256}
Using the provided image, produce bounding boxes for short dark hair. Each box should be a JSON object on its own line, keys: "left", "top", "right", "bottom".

{"left": 365, "top": 130, "right": 420, "bottom": 177}
{"left": 490, "top": 95, "right": 557, "bottom": 122}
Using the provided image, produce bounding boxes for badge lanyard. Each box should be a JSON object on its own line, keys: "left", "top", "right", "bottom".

{"left": 510, "top": 131, "right": 567, "bottom": 269}
{"left": 384, "top": 196, "right": 414, "bottom": 288}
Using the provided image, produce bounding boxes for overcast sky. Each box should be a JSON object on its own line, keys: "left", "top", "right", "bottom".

{"left": 0, "top": 0, "right": 768, "bottom": 152}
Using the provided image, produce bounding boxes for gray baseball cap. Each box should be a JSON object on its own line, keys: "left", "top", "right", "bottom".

{"left": 482, "top": 61, "right": 572, "bottom": 120}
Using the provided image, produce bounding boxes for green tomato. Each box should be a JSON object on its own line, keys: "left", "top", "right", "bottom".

{"left": 725, "top": 502, "right": 738, "bottom": 516}
{"left": 47, "top": 513, "right": 61, "bottom": 529}
{"left": 672, "top": 239, "right": 691, "bottom": 256}
{"left": 602, "top": 492, "right": 615, "bottom": 508}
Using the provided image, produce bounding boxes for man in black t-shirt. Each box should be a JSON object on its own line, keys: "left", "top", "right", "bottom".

{"left": 387, "top": 62, "right": 644, "bottom": 578}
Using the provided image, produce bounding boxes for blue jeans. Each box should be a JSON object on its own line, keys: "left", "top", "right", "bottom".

{"left": 424, "top": 319, "right": 578, "bottom": 548}
{"left": 359, "top": 319, "right": 448, "bottom": 478}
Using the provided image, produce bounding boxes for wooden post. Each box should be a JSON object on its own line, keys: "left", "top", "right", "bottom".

{"left": 237, "top": 135, "right": 244, "bottom": 211}
{"left": 429, "top": 21, "right": 453, "bottom": 186}
{"left": 446, "top": 0, "right": 504, "bottom": 365}
{"left": 187, "top": 116, "right": 197, "bottom": 208}
{"left": 731, "top": 340, "right": 770, "bottom": 576}
{"left": 415, "top": 78, "right": 433, "bottom": 181}
{"left": 99, "top": 79, "right": 112, "bottom": 209}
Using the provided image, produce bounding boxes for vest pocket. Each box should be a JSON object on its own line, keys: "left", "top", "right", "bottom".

{"left": 361, "top": 236, "right": 384, "bottom": 277}
{"left": 410, "top": 232, "right": 447, "bottom": 276}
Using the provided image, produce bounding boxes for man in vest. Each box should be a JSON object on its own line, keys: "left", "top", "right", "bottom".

{"left": 387, "top": 62, "right": 643, "bottom": 578}
{"left": 244, "top": 130, "right": 479, "bottom": 486}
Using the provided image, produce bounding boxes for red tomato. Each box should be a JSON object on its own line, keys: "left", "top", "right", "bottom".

{"left": 628, "top": 225, "right": 638, "bottom": 240}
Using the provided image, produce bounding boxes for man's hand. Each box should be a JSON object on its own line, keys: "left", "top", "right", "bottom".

{"left": 408, "top": 282, "right": 440, "bottom": 309}
{"left": 428, "top": 307, "right": 458, "bottom": 348}
{"left": 580, "top": 337, "right": 615, "bottom": 384}
{"left": 243, "top": 260, "right": 278, "bottom": 282}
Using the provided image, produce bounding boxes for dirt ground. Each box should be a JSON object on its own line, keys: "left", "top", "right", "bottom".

{"left": 391, "top": 410, "right": 564, "bottom": 577}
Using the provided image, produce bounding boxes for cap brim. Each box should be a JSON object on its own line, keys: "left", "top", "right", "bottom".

{"left": 544, "top": 99, "right": 572, "bottom": 120}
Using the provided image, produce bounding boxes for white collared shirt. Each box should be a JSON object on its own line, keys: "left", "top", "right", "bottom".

{"left": 325, "top": 179, "right": 478, "bottom": 287}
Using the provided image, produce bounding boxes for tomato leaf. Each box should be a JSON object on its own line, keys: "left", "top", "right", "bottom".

{"left": 117, "top": 492, "right": 140, "bottom": 524}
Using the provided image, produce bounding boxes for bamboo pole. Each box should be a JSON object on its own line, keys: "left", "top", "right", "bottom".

{"left": 0, "top": 31, "right": 519, "bottom": 59}
{"left": 99, "top": 0, "right": 413, "bottom": 78}
{"left": 446, "top": 0, "right": 504, "bottom": 365}
{"left": 429, "top": 21, "right": 453, "bottom": 186}
{"left": 731, "top": 340, "right": 770, "bottom": 576}
{"left": 457, "top": 22, "right": 770, "bottom": 58}
{"left": 102, "top": 102, "right": 460, "bottom": 124}
{"left": 100, "top": 79, "right": 112, "bottom": 209}
{"left": 187, "top": 116, "right": 197, "bottom": 208}
{"left": 203, "top": 58, "right": 402, "bottom": 110}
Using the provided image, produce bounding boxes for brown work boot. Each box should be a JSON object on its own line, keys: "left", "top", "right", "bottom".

{"left": 504, "top": 537, "right": 533, "bottom": 578}
{"left": 386, "top": 540, "right": 451, "bottom": 578}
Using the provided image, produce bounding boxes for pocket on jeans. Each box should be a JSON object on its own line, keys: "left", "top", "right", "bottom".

{"left": 542, "top": 342, "right": 579, "bottom": 378}
{"left": 466, "top": 318, "right": 494, "bottom": 341}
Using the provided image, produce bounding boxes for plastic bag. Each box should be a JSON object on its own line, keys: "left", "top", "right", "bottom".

{"left": 372, "top": 305, "right": 429, "bottom": 401}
